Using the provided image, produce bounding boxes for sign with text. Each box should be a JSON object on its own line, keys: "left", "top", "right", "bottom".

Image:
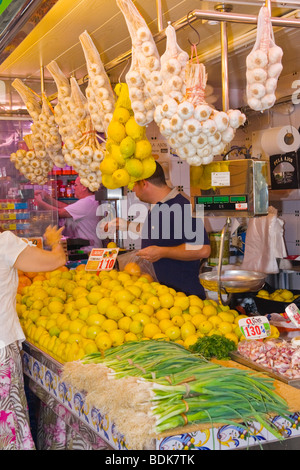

{"left": 85, "top": 248, "right": 119, "bottom": 272}
{"left": 238, "top": 316, "right": 271, "bottom": 340}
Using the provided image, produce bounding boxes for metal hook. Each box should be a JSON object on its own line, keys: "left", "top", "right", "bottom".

{"left": 186, "top": 11, "right": 200, "bottom": 46}
{"left": 118, "top": 59, "right": 130, "bottom": 83}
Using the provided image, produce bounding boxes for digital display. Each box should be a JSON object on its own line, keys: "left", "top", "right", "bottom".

{"left": 230, "top": 196, "right": 246, "bottom": 203}
{"left": 213, "top": 196, "right": 229, "bottom": 203}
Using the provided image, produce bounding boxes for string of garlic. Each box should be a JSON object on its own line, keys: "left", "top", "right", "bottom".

{"left": 79, "top": 30, "right": 115, "bottom": 134}
{"left": 155, "top": 63, "right": 246, "bottom": 166}
{"left": 246, "top": 6, "right": 283, "bottom": 112}
{"left": 117, "top": 0, "right": 162, "bottom": 126}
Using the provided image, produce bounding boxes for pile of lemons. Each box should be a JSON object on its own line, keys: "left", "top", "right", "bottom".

{"left": 257, "top": 288, "right": 299, "bottom": 302}
{"left": 100, "top": 83, "right": 156, "bottom": 190}
{"left": 17, "top": 264, "right": 278, "bottom": 364}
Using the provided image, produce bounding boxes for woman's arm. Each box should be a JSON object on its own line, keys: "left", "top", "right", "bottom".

{"left": 136, "top": 243, "right": 211, "bottom": 263}
{"left": 14, "top": 225, "right": 66, "bottom": 272}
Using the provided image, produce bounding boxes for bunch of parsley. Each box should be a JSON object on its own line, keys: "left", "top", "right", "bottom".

{"left": 189, "top": 335, "right": 237, "bottom": 360}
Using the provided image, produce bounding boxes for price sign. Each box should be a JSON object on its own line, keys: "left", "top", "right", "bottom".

{"left": 238, "top": 316, "right": 271, "bottom": 340}
{"left": 85, "top": 248, "right": 119, "bottom": 272}
{"left": 285, "top": 303, "right": 300, "bottom": 328}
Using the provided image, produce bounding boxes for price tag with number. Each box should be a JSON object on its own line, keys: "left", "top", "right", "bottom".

{"left": 85, "top": 248, "right": 119, "bottom": 272}
{"left": 238, "top": 316, "right": 271, "bottom": 340}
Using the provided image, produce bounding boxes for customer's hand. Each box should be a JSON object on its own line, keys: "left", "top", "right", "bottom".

{"left": 44, "top": 225, "right": 64, "bottom": 247}
{"left": 136, "top": 245, "right": 164, "bottom": 263}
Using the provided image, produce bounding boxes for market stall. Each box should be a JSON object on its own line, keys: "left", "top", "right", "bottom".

{"left": 1, "top": 0, "right": 300, "bottom": 452}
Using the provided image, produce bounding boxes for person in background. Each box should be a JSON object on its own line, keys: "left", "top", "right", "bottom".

{"left": 0, "top": 225, "right": 66, "bottom": 450}
{"left": 103, "top": 162, "right": 211, "bottom": 298}
{"left": 34, "top": 177, "right": 102, "bottom": 252}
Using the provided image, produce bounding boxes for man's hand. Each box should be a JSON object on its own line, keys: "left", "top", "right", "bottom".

{"left": 136, "top": 245, "right": 164, "bottom": 263}
{"left": 34, "top": 193, "right": 44, "bottom": 207}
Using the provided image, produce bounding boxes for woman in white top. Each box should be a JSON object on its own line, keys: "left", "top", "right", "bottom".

{"left": 0, "top": 225, "right": 66, "bottom": 450}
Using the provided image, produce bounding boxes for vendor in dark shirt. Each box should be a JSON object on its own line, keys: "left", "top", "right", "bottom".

{"left": 134, "top": 162, "right": 211, "bottom": 298}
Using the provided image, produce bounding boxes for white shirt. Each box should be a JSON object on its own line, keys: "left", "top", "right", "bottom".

{"left": 64, "top": 195, "right": 102, "bottom": 252}
{"left": 0, "top": 231, "right": 28, "bottom": 348}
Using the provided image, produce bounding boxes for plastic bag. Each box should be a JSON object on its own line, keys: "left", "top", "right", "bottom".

{"left": 79, "top": 30, "right": 116, "bottom": 133}
{"left": 117, "top": 249, "right": 157, "bottom": 280}
{"left": 246, "top": 6, "right": 283, "bottom": 112}
{"left": 241, "top": 206, "right": 287, "bottom": 274}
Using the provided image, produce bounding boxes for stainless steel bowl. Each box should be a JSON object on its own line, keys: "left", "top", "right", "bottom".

{"left": 199, "top": 269, "right": 267, "bottom": 293}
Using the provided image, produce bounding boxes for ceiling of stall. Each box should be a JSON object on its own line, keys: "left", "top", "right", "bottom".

{"left": 0, "top": 0, "right": 300, "bottom": 110}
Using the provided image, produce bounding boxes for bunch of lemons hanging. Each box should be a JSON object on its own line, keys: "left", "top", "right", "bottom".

{"left": 100, "top": 83, "right": 156, "bottom": 190}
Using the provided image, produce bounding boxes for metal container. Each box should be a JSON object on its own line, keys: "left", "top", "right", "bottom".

{"left": 199, "top": 269, "right": 267, "bottom": 294}
{"left": 208, "top": 231, "right": 230, "bottom": 266}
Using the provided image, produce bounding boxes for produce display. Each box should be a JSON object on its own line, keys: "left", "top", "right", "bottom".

{"left": 246, "top": 6, "right": 283, "bottom": 112}
{"left": 257, "top": 288, "right": 299, "bottom": 302}
{"left": 238, "top": 339, "right": 300, "bottom": 379}
{"left": 16, "top": 261, "right": 256, "bottom": 364}
{"left": 62, "top": 339, "right": 290, "bottom": 449}
{"left": 100, "top": 82, "right": 156, "bottom": 189}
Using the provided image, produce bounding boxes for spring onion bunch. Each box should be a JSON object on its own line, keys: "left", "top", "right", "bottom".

{"left": 81, "top": 340, "right": 291, "bottom": 437}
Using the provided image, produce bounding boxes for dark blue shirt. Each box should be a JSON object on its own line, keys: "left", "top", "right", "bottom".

{"left": 141, "top": 192, "right": 209, "bottom": 298}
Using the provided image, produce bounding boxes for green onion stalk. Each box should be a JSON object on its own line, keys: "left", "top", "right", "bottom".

{"left": 80, "top": 340, "right": 292, "bottom": 437}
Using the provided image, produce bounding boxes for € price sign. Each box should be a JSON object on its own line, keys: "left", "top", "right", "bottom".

{"left": 85, "top": 248, "right": 119, "bottom": 272}
{"left": 238, "top": 316, "right": 271, "bottom": 340}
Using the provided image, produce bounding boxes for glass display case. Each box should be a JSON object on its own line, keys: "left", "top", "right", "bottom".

{"left": 0, "top": 118, "right": 59, "bottom": 238}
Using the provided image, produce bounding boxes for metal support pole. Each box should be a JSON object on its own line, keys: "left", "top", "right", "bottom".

{"left": 40, "top": 65, "right": 44, "bottom": 95}
{"left": 215, "top": 4, "right": 232, "bottom": 112}
{"left": 156, "top": 0, "right": 163, "bottom": 32}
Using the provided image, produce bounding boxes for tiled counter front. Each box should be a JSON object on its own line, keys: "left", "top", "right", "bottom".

{"left": 22, "top": 342, "right": 300, "bottom": 451}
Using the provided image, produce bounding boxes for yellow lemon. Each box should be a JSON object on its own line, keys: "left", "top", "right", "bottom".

{"left": 124, "top": 332, "right": 138, "bottom": 342}
{"left": 102, "top": 319, "right": 118, "bottom": 333}
{"left": 188, "top": 296, "right": 204, "bottom": 309}
{"left": 106, "top": 305, "right": 124, "bottom": 321}
{"left": 97, "top": 297, "right": 114, "bottom": 315}
{"left": 174, "top": 296, "right": 190, "bottom": 311}
{"left": 139, "top": 304, "right": 155, "bottom": 316}
{"left": 134, "top": 139, "right": 152, "bottom": 160}
{"left": 188, "top": 305, "right": 203, "bottom": 317}
{"left": 198, "top": 320, "right": 213, "bottom": 334}
{"left": 143, "top": 323, "right": 161, "bottom": 339}
{"left": 218, "top": 312, "right": 235, "bottom": 323}
{"left": 75, "top": 296, "right": 90, "bottom": 310}
{"left": 95, "top": 333, "right": 112, "bottom": 351}
{"left": 86, "top": 325, "right": 102, "bottom": 340}
{"left": 86, "top": 291, "right": 103, "bottom": 305}
{"left": 225, "top": 332, "right": 239, "bottom": 345}
{"left": 202, "top": 305, "right": 218, "bottom": 317}
{"left": 132, "top": 313, "right": 151, "bottom": 326}
{"left": 67, "top": 333, "right": 82, "bottom": 344}
{"left": 125, "top": 117, "right": 145, "bottom": 140}
{"left": 147, "top": 296, "right": 161, "bottom": 311}
{"left": 129, "top": 320, "right": 144, "bottom": 335}
{"left": 109, "top": 329, "right": 126, "bottom": 347}
{"left": 181, "top": 321, "right": 196, "bottom": 340}
{"left": 183, "top": 334, "right": 198, "bottom": 349}
{"left": 190, "top": 314, "right": 207, "bottom": 328}
{"left": 59, "top": 330, "right": 70, "bottom": 343}
{"left": 118, "top": 316, "right": 132, "bottom": 332}
{"left": 69, "top": 319, "right": 85, "bottom": 335}
{"left": 159, "top": 293, "right": 174, "bottom": 309}
{"left": 169, "top": 306, "right": 183, "bottom": 318}
{"left": 165, "top": 326, "right": 181, "bottom": 341}
{"left": 83, "top": 340, "right": 98, "bottom": 355}
{"left": 124, "top": 303, "right": 140, "bottom": 317}
{"left": 158, "top": 319, "right": 174, "bottom": 333}
{"left": 234, "top": 314, "right": 248, "bottom": 325}
{"left": 171, "top": 315, "right": 185, "bottom": 327}
{"left": 209, "top": 315, "right": 222, "bottom": 327}
{"left": 86, "top": 313, "right": 106, "bottom": 327}
{"left": 218, "top": 321, "right": 233, "bottom": 335}
{"left": 155, "top": 308, "right": 170, "bottom": 321}
{"left": 48, "top": 301, "right": 64, "bottom": 314}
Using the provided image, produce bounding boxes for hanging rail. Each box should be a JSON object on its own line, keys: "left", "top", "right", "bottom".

{"left": 104, "top": 8, "right": 300, "bottom": 73}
